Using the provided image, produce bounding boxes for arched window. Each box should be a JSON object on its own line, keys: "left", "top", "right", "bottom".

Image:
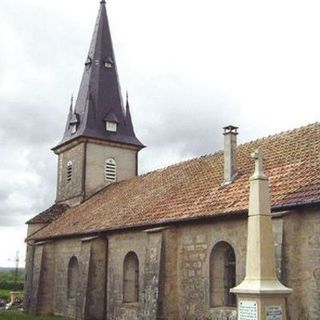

{"left": 210, "top": 241, "right": 236, "bottom": 307}
{"left": 67, "top": 256, "right": 79, "bottom": 299}
{"left": 66, "top": 161, "right": 73, "bottom": 182}
{"left": 105, "top": 158, "right": 116, "bottom": 182}
{"left": 123, "top": 251, "right": 139, "bottom": 303}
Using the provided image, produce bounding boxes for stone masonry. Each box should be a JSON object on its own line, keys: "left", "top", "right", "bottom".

{"left": 24, "top": 208, "right": 320, "bottom": 320}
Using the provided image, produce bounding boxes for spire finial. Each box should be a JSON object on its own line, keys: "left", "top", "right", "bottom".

{"left": 126, "top": 90, "right": 129, "bottom": 102}
{"left": 69, "top": 93, "right": 74, "bottom": 113}
{"left": 250, "top": 147, "right": 267, "bottom": 180}
{"left": 100, "top": 0, "right": 106, "bottom": 4}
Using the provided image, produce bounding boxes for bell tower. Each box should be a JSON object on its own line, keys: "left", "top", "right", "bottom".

{"left": 53, "top": 1, "right": 144, "bottom": 206}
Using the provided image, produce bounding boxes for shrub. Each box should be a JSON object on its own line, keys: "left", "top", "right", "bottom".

{"left": 0, "top": 280, "right": 23, "bottom": 291}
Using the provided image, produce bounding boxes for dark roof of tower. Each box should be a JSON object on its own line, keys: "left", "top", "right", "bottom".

{"left": 53, "top": 1, "right": 144, "bottom": 150}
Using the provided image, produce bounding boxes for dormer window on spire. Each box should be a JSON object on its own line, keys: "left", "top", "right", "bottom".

{"left": 106, "top": 121, "right": 117, "bottom": 132}
{"left": 104, "top": 56, "right": 114, "bottom": 69}
{"left": 70, "top": 113, "right": 79, "bottom": 134}
{"left": 104, "top": 111, "right": 119, "bottom": 132}
{"left": 70, "top": 124, "right": 77, "bottom": 134}
{"left": 85, "top": 56, "right": 92, "bottom": 70}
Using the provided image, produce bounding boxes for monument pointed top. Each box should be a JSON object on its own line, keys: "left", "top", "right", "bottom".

{"left": 250, "top": 147, "right": 267, "bottom": 181}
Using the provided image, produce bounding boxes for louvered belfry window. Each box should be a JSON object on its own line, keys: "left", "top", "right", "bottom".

{"left": 105, "top": 158, "right": 116, "bottom": 182}
{"left": 67, "top": 161, "right": 73, "bottom": 182}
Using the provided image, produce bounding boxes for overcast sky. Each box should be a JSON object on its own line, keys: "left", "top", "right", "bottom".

{"left": 1, "top": 0, "right": 320, "bottom": 267}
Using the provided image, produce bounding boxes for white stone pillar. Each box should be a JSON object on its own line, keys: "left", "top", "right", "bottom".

{"left": 231, "top": 148, "right": 292, "bottom": 320}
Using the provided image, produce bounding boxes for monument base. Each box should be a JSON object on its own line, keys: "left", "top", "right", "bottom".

{"left": 234, "top": 293, "right": 289, "bottom": 320}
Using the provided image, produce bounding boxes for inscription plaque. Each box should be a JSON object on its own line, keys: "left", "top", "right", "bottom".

{"left": 239, "top": 300, "right": 258, "bottom": 320}
{"left": 266, "top": 305, "right": 282, "bottom": 320}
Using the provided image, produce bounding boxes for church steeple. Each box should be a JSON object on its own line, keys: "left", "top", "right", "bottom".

{"left": 53, "top": 2, "right": 144, "bottom": 206}
{"left": 53, "top": 0, "right": 144, "bottom": 150}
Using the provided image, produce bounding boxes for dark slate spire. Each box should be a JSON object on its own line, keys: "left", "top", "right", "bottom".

{"left": 54, "top": 1, "right": 144, "bottom": 150}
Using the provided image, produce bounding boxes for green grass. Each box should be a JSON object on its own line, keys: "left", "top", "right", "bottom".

{"left": 0, "top": 310, "right": 70, "bottom": 320}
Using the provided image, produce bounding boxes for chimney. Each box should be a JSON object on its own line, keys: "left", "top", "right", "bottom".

{"left": 222, "top": 125, "right": 238, "bottom": 185}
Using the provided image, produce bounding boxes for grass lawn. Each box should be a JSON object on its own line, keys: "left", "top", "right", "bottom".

{"left": 0, "top": 310, "right": 70, "bottom": 320}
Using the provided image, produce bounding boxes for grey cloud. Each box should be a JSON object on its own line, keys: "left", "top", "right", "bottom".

{"left": 0, "top": 151, "right": 56, "bottom": 226}
{"left": 0, "top": 100, "right": 63, "bottom": 146}
{"left": 133, "top": 76, "right": 242, "bottom": 172}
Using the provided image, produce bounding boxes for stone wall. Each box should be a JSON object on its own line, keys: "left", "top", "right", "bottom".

{"left": 55, "top": 141, "right": 138, "bottom": 205}
{"left": 85, "top": 142, "right": 137, "bottom": 198}
{"left": 24, "top": 223, "right": 47, "bottom": 313}
{"left": 106, "top": 228, "right": 168, "bottom": 320}
{"left": 28, "top": 244, "right": 44, "bottom": 315}
{"left": 283, "top": 208, "right": 320, "bottom": 320}
{"left": 56, "top": 143, "right": 85, "bottom": 205}
{"left": 52, "top": 238, "right": 82, "bottom": 317}
{"left": 107, "top": 231, "right": 146, "bottom": 320}
{"left": 159, "top": 228, "right": 180, "bottom": 320}
{"left": 140, "top": 231, "right": 163, "bottom": 320}
{"left": 177, "top": 218, "right": 247, "bottom": 319}
{"left": 85, "top": 238, "right": 107, "bottom": 320}
{"left": 37, "top": 243, "right": 56, "bottom": 315}
{"left": 25, "top": 237, "right": 107, "bottom": 319}
{"left": 25, "top": 208, "right": 320, "bottom": 320}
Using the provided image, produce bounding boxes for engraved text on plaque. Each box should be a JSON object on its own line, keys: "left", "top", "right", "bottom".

{"left": 239, "top": 300, "right": 258, "bottom": 320}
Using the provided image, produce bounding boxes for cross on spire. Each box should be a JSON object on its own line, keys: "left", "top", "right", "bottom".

{"left": 250, "top": 147, "right": 267, "bottom": 180}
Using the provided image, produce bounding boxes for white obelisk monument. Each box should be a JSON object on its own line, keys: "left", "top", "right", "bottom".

{"left": 231, "top": 148, "right": 292, "bottom": 320}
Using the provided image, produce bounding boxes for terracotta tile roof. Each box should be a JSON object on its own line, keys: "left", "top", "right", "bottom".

{"left": 27, "top": 204, "right": 69, "bottom": 224}
{"left": 31, "top": 123, "right": 320, "bottom": 240}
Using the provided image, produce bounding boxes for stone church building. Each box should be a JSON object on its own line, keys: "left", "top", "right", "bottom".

{"left": 24, "top": 1, "right": 320, "bottom": 319}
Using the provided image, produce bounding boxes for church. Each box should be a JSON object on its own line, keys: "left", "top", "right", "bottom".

{"left": 24, "top": 1, "right": 320, "bottom": 320}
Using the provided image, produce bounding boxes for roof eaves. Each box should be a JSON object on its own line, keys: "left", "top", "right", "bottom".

{"left": 30, "top": 198, "right": 320, "bottom": 243}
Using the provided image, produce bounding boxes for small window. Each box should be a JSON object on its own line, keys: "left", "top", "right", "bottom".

{"left": 106, "top": 121, "right": 117, "bottom": 132}
{"left": 210, "top": 241, "right": 236, "bottom": 307}
{"left": 104, "top": 56, "right": 114, "bottom": 68}
{"left": 70, "top": 124, "right": 77, "bottom": 134}
{"left": 67, "top": 256, "right": 79, "bottom": 299}
{"left": 105, "top": 158, "right": 116, "bottom": 182}
{"left": 67, "top": 161, "right": 73, "bottom": 182}
{"left": 85, "top": 56, "right": 92, "bottom": 70}
{"left": 123, "top": 252, "right": 139, "bottom": 303}
{"left": 69, "top": 112, "right": 79, "bottom": 134}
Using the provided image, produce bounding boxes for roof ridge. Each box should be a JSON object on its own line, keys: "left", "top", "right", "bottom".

{"left": 140, "top": 153, "right": 218, "bottom": 177}
{"left": 238, "top": 121, "right": 320, "bottom": 149}
{"left": 140, "top": 121, "right": 320, "bottom": 177}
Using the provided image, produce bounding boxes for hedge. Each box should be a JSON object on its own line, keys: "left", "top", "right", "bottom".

{"left": 0, "top": 280, "right": 24, "bottom": 291}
